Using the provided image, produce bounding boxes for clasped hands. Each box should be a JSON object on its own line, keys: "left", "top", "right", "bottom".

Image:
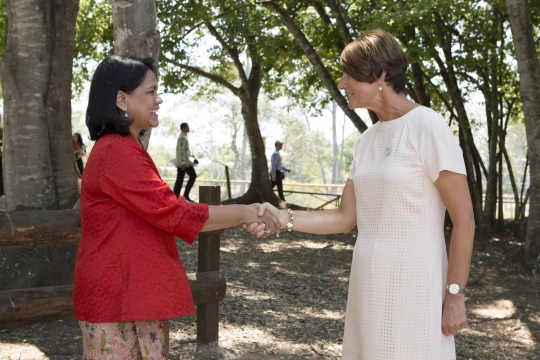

{"left": 243, "top": 203, "right": 287, "bottom": 238}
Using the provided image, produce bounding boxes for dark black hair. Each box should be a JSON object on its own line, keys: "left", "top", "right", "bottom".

{"left": 180, "top": 122, "right": 189, "bottom": 130}
{"left": 73, "top": 133, "right": 84, "bottom": 147}
{"left": 86, "top": 56, "right": 157, "bottom": 140}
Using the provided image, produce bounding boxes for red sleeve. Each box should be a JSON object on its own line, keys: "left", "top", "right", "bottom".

{"left": 98, "top": 140, "right": 209, "bottom": 244}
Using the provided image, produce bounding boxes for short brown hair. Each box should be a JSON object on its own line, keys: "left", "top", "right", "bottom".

{"left": 340, "top": 29, "right": 407, "bottom": 93}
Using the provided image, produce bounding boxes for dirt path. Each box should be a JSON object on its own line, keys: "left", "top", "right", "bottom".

{"left": 1, "top": 227, "right": 539, "bottom": 359}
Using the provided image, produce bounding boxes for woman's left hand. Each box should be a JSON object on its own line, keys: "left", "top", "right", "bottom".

{"left": 441, "top": 293, "right": 467, "bottom": 336}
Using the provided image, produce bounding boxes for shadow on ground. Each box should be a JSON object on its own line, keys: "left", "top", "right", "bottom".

{"left": 0, "top": 227, "right": 539, "bottom": 359}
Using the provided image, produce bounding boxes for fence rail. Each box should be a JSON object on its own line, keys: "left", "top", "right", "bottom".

{"left": 0, "top": 187, "right": 226, "bottom": 348}
{"left": 165, "top": 178, "right": 529, "bottom": 216}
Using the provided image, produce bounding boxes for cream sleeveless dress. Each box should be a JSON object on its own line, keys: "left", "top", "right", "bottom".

{"left": 342, "top": 106, "right": 466, "bottom": 360}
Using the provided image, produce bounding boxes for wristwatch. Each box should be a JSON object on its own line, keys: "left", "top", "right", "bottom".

{"left": 446, "top": 283, "right": 465, "bottom": 295}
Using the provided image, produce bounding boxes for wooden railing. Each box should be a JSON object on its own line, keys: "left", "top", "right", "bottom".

{"left": 0, "top": 186, "right": 225, "bottom": 347}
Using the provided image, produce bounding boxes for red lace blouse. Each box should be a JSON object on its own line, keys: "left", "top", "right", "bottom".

{"left": 74, "top": 133, "right": 209, "bottom": 322}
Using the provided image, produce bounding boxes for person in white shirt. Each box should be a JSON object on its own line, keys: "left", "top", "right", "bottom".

{"left": 174, "top": 123, "right": 198, "bottom": 202}
{"left": 270, "top": 140, "right": 290, "bottom": 201}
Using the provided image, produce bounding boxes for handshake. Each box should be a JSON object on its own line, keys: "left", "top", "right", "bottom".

{"left": 241, "top": 203, "right": 291, "bottom": 238}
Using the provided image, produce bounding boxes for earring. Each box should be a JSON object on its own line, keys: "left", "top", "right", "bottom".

{"left": 124, "top": 107, "right": 128, "bottom": 118}
{"left": 378, "top": 86, "right": 383, "bottom": 91}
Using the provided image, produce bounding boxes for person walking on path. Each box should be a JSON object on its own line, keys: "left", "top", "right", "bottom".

{"left": 270, "top": 140, "right": 290, "bottom": 201}
{"left": 72, "top": 133, "right": 86, "bottom": 176}
{"left": 174, "top": 122, "right": 198, "bottom": 202}
{"left": 247, "top": 30, "right": 474, "bottom": 360}
{"left": 75, "top": 55, "right": 279, "bottom": 360}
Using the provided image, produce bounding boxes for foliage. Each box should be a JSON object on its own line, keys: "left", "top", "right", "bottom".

{"left": 73, "top": 0, "right": 113, "bottom": 96}
{"left": 0, "top": 1, "right": 6, "bottom": 62}
{"left": 157, "top": 0, "right": 323, "bottom": 107}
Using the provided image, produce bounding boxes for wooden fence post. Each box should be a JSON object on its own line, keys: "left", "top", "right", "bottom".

{"left": 224, "top": 166, "right": 232, "bottom": 200}
{"left": 197, "top": 186, "right": 221, "bottom": 346}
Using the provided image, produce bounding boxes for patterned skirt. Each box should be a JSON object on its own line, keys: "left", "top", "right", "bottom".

{"left": 79, "top": 320, "right": 169, "bottom": 359}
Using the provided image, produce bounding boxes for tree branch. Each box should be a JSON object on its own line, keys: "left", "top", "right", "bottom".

{"left": 166, "top": 3, "right": 253, "bottom": 44}
{"left": 164, "top": 56, "right": 240, "bottom": 95}
{"left": 311, "top": 0, "right": 346, "bottom": 53}
{"left": 204, "top": 21, "right": 249, "bottom": 84}
{"left": 262, "top": 1, "right": 367, "bottom": 132}
{"left": 323, "top": 0, "right": 354, "bottom": 44}
{"left": 311, "top": 0, "right": 332, "bottom": 26}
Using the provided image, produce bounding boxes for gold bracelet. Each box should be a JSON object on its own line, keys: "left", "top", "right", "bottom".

{"left": 276, "top": 209, "right": 293, "bottom": 238}
{"left": 286, "top": 208, "right": 294, "bottom": 231}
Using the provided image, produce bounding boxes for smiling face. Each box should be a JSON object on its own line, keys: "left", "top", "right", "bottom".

{"left": 118, "top": 69, "right": 163, "bottom": 134}
{"left": 338, "top": 72, "right": 380, "bottom": 110}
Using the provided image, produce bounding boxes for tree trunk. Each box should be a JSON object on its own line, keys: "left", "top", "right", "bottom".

{"left": 411, "top": 62, "right": 431, "bottom": 107}
{"left": 112, "top": 0, "right": 160, "bottom": 150}
{"left": 1, "top": 0, "right": 79, "bottom": 211}
{"left": 225, "top": 62, "right": 280, "bottom": 206}
{"left": 429, "top": 25, "right": 483, "bottom": 227}
{"left": 338, "top": 112, "right": 346, "bottom": 183}
{"left": 332, "top": 101, "right": 339, "bottom": 184}
{"left": 235, "top": 98, "right": 279, "bottom": 205}
{"left": 0, "top": 0, "right": 81, "bottom": 292}
{"left": 519, "top": 153, "right": 529, "bottom": 229}
{"left": 46, "top": 1, "right": 80, "bottom": 210}
{"left": 506, "top": 0, "right": 540, "bottom": 268}
{"left": 482, "top": 49, "right": 500, "bottom": 233}
{"left": 498, "top": 109, "right": 512, "bottom": 232}
{"left": 240, "top": 126, "right": 248, "bottom": 192}
{"left": 503, "top": 147, "right": 520, "bottom": 223}
{"left": 497, "top": 150, "right": 504, "bottom": 231}
{"left": 448, "top": 70, "right": 483, "bottom": 225}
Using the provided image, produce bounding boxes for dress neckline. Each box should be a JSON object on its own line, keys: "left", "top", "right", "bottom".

{"left": 376, "top": 106, "right": 423, "bottom": 131}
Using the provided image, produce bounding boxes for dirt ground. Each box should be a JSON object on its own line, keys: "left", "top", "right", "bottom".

{"left": 0, "top": 226, "right": 539, "bottom": 359}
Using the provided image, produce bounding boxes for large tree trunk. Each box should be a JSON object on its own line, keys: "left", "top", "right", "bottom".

{"left": 234, "top": 102, "right": 278, "bottom": 205}
{"left": 506, "top": 0, "right": 540, "bottom": 268}
{"left": 1, "top": 0, "right": 79, "bottom": 211}
{"left": 0, "top": 0, "right": 80, "bottom": 291}
{"left": 46, "top": 2, "right": 80, "bottom": 209}
{"left": 228, "top": 63, "right": 280, "bottom": 206}
{"left": 112, "top": 0, "right": 160, "bottom": 150}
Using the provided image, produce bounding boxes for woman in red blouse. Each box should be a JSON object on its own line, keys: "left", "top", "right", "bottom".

{"left": 74, "top": 56, "right": 278, "bottom": 359}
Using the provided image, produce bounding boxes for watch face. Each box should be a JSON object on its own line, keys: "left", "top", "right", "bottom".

{"left": 449, "top": 283, "right": 460, "bottom": 295}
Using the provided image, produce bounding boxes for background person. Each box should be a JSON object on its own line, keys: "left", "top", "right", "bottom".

{"left": 174, "top": 122, "right": 198, "bottom": 202}
{"left": 72, "top": 132, "right": 86, "bottom": 176}
{"left": 270, "top": 140, "right": 290, "bottom": 201}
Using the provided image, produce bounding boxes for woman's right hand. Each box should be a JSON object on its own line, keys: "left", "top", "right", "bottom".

{"left": 242, "top": 203, "right": 280, "bottom": 238}
{"left": 242, "top": 203, "right": 287, "bottom": 238}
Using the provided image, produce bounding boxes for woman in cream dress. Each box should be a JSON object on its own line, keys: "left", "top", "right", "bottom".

{"left": 249, "top": 30, "right": 475, "bottom": 359}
